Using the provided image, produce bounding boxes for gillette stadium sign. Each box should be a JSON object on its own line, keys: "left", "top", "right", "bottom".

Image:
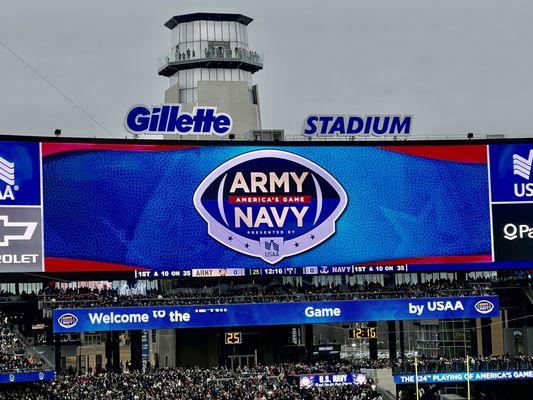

{"left": 194, "top": 150, "right": 348, "bottom": 264}
{"left": 124, "top": 104, "right": 232, "bottom": 135}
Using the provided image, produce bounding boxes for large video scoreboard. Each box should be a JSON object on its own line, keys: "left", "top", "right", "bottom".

{"left": 1, "top": 136, "right": 532, "bottom": 277}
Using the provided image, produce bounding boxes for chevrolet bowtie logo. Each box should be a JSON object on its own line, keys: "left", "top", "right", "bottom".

{"left": 0, "top": 215, "right": 37, "bottom": 247}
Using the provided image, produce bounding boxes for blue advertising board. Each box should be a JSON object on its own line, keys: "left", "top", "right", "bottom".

{"left": 394, "top": 370, "right": 533, "bottom": 384}
{"left": 489, "top": 144, "right": 533, "bottom": 202}
{"left": 1, "top": 138, "right": 533, "bottom": 275}
{"left": 52, "top": 296, "right": 499, "bottom": 333}
{"left": 0, "top": 141, "right": 44, "bottom": 273}
{"left": 0, "top": 371, "right": 54, "bottom": 384}
{"left": 0, "top": 141, "right": 41, "bottom": 206}
{"left": 488, "top": 143, "right": 533, "bottom": 262}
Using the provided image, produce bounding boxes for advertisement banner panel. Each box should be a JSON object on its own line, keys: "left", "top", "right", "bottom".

{"left": 0, "top": 141, "right": 43, "bottom": 272}
{"left": 394, "top": 370, "right": 533, "bottom": 384}
{"left": 299, "top": 373, "right": 367, "bottom": 388}
{"left": 52, "top": 296, "right": 499, "bottom": 333}
{"left": 0, "top": 371, "right": 54, "bottom": 384}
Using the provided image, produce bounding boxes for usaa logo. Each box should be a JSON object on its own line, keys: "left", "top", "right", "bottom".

{"left": 58, "top": 313, "right": 78, "bottom": 329}
{"left": 474, "top": 300, "right": 495, "bottom": 315}
{"left": 194, "top": 150, "right": 348, "bottom": 264}
{"left": 0, "top": 156, "right": 18, "bottom": 201}
{"left": 512, "top": 149, "right": 533, "bottom": 198}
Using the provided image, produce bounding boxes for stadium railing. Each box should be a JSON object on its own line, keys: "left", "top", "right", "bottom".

{"left": 39, "top": 288, "right": 494, "bottom": 310}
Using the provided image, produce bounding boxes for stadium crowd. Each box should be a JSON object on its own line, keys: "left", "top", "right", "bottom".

{"left": 0, "top": 356, "right": 532, "bottom": 399}
{"left": 392, "top": 354, "right": 533, "bottom": 374}
{"left": 0, "top": 312, "right": 44, "bottom": 373}
{"left": 0, "top": 366, "right": 385, "bottom": 400}
{"left": 0, "top": 290, "right": 37, "bottom": 302}
{"left": 39, "top": 278, "right": 495, "bottom": 309}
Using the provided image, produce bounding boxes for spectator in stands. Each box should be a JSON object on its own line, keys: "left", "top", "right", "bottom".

{"left": 0, "top": 312, "right": 44, "bottom": 373}
{"left": 38, "top": 277, "right": 497, "bottom": 310}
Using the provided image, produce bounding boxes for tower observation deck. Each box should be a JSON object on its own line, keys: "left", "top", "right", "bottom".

{"left": 159, "top": 13, "right": 264, "bottom": 138}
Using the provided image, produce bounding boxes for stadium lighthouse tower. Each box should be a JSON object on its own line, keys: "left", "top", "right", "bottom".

{"left": 158, "top": 13, "right": 264, "bottom": 139}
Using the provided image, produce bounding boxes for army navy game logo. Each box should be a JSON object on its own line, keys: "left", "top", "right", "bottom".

{"left": 194, "top": 150, "right": 348, "bottom": 264}
{"left": 474, "top": 300, "right": 495, "bottom": 315}
{"left": 57, "top": 313, "right": 78, "bottom": 329}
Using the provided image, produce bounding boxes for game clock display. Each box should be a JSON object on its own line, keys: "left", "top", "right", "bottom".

{"left": 348, "top": 327, "right": 377, "bottom": 339}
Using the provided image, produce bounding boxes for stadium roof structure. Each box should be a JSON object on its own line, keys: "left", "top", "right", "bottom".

{"left": 164, "top": 13, "right": 253, "bottom": 30}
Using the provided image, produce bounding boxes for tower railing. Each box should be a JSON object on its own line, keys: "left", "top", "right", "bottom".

{"left": 158, "top": 48, "right": 263, "bottom": 72}
{"left": 11, "top": 328, "right": 55, "bottom": 371}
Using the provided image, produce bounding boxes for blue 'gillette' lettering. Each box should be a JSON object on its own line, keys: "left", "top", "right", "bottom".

{"left": 125, "top": 104, "right": 232, "bottom": 135}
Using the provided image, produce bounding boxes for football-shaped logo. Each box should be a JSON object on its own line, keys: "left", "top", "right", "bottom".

{"left": 299, "top": 376, "right": 313, "bottom": 389}
{"left": 58, "top": 313, "right": 78, "bottom": 329}
{"left": 194, "top": 150, "right": 347, "bottom": 264}
{"left": 474, "top": 300, "right": 495, "bottom": 315}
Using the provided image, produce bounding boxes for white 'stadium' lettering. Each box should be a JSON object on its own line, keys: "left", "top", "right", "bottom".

{"left": 193, "top": 150, "right": 348, "bottom": 264}
{"left": 302, "top": 114, "right": 412, "bottom": 136}
{"left": 124, "top": 104, "right": 232, "bottom": 135}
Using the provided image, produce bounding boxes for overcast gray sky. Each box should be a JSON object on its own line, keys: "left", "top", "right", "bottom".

{"left": 1, "top": 0, "right": 532, "bottom": 138}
